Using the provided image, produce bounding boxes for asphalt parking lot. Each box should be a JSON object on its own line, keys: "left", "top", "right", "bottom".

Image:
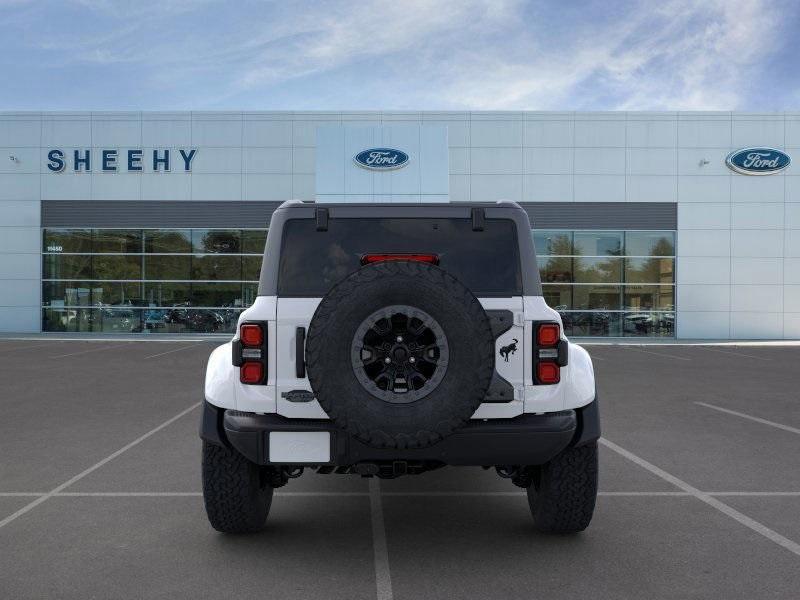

{"left": 1, "top": 338, "right": 799, "bottom": 599}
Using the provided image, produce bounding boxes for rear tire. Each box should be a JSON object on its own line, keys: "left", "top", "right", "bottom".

{"left": 202, "top": 441, "right": 273, "bottom": 533}
{"left": 527, "top": 441, "right": 598, "bottom": 533}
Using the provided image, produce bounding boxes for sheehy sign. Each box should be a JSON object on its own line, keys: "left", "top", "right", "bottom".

{"left": 46, "top": 148, "right": 197, "bottom": 172}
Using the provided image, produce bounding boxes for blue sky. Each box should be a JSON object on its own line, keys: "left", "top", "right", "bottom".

{"left": 1, "top": 0, "right": 798, "bottom": 111}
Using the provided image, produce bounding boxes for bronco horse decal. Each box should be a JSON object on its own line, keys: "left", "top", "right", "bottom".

{"left": 499, "top": 338, "right": 518, "bottom": 362}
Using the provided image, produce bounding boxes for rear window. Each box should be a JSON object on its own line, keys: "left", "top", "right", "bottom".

{"left": 277, "top": 218, "right": 522, "bottom": 297}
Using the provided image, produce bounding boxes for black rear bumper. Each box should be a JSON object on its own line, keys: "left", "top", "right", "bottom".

{"left": 200, "top": 399, "right": 600, "bottom": 467}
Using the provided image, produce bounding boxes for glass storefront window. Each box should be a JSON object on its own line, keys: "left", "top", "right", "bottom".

{"left": 42, "top": 227, "right": 267, "bottom": 334}
{"left": 538, "top": 256, "right": 573, "bottom": 283}
{"left": 42, "top": 307, "right": 243, "bottom": 334}
{"left": 624, "top": 257, "right": 674, "bottom": 284}
{"left": 43, "top": 254, "right": 92, "bottom": 279}
{"left": 242, "top": 230, "right": 268, "bottom": 254}
{"left": 564, "top": 312, "right": 622, "bottom": 337}
{"left": 243, "top": 256, "right": 263, "bottom": 281}
{"left": 93, "top": 230, "right": 142, "bottom": 253}
{"left": 537, "top": 229, "right": 676, "bottom": 338}
{"left": 533, "top": 231, "right": 573, "bottom": 256}
{"left": 43, "top": 281, "right": 143, "bottom": 307}
{"left": 192, "top": 229, "right": 241, "bottom": 254}
{"left": 41, "top": 226, "right": 674, "bottom": 338}
{"left": 191, "top": 282, "right": 245, "bottom": 307}
{"left": 92, "top": 255, "right": 143, "bottom": 280}
{"left": 143, "top": 282, "right": 192, "bottom": 307}
{"left": 574, "top": 231, "right": 623, "bottom": 256}
{"left": 144, "top": 255, "right": 192, "bottom": 280}
{"left": 624, "top": 285, "right": 675, "bottom": 311}
{"left": 43, "top": 229, "right": 92, "bottom": 253}
{"left": 622, "top": 312, "right": 675, "bottom": 337}
{"left": 541, "top": 285, "right": 572, "bottom": 310}
{"left": 572, "top": 285, "right": 622, "bottom": 311}
{"left": 191, "top": 255, "right": 243, "bottom": 280}
{"left": 573, "top": 257, "right": 622, "bottom": 283}
{"left": 144, "top": 230, "right": 192, "bottom": 253}
{"left": 625, "top": 231, "right": 675, "bottom": 256}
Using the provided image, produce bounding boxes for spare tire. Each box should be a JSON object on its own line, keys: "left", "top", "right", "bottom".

{"left": 305, "top": 260, "right": 495, "bottom": 449}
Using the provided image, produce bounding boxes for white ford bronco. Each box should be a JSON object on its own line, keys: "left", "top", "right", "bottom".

{"left": 200, "top": 201, "right": 599, "bottom": 533}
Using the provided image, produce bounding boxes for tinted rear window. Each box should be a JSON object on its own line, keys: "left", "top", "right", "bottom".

{"left": 277, "top": 218, "right": 522, "bottom": 297}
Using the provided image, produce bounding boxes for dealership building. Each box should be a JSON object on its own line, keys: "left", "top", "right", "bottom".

{"left": 0, "top": 110, "right": 798, "bottom": 339}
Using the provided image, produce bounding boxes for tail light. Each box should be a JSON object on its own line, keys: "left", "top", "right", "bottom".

{"left": 232, "top": 322, "right": 267, "bottom": 385}
{"left": 533, "top": 322, "right": 568, "bottom": 385}
{"left": 361, "top": 253, "right": 439, "bottom": 265}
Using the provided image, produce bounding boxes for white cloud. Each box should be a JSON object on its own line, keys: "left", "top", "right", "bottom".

{"left": 2, "top": 0, "right": 793, "bottom": 109}
{"left": 426, "top": 0, "right": 785, "bottom": 110}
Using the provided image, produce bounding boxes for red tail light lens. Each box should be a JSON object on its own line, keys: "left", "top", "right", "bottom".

{"left": 361, "top": 253, "right": 439, "bottom": 265}
{"left": 537, "top": 323, "right": 560, "bottom": 347}
{"left": 240, "top": 361, "right": 264, "bottom": 384}
{"left": 233, "top": 322, "right": 268, "bottom": 385}
{"left": 240, "top": 323, "right": 264, "bottom": 347}
{"left": 536, "top": 362, "right": 560, "bottom": 384}
{"left": 533, "top": 322, "right": 564, "bottom": 385}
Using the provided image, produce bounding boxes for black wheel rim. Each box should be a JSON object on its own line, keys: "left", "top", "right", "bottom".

{"left": 351, "top": 305, "right": 449, "bottom": 403}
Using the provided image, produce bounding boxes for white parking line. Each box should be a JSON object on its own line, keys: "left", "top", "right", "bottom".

{"left": 622, "top": 346, "right": 691, "bottom": 361}
{"left": 600, "top": 437, "right": 800, "bottom": 557}
{"left": 707, "top": 492, "right": 800, "bottom": 497}
{"left": 369, "top": 478, "right": 393, "bottom": 600}
{"left": 696, "top": 402, "right": 800, "bottom": 436}
{"left": 143, "top": 345, "right": 202, "bottom": 359}
{"left": 0, "top": 402, "right": 201, "bottom": 530}
{"left": 696, "top": 347, "right": 771, "bottom": 361}
{"left": 49, "top": 343, "right": 133, "bottom": 358}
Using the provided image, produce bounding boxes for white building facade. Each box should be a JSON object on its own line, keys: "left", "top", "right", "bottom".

{"left": 0, "top": 111, "right": 798, "bottom": 339}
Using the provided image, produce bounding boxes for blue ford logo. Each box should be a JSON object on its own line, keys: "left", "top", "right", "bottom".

{"left": 354, "top": 148, "right": 409, "bottom": 170}
{"left": 726, "top": 147, "right": 790, "bottom": 175}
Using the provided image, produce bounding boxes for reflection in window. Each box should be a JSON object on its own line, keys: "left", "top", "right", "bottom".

{"left": 42, "top": 228, "right": 268, "bottom": 334}
{"left": 192, "top": 229, "right": 241, "bottom": 254}
{"left": 622, "top": 312, "right": 674, "bottom": 337}
{"left": 144, "top": 230, "right": 191, "bottom": 253}
{"left": 539, "top": 256, "right": 573, "bottom": 283}
{"left": 573, "top": 231, "right": 623, "bottom": 256}
{"left": 572, "top": 285, "right": 622, "bottom": 311}
{"left": 624, "top": 258, "right": 674, "bottom": 284}
{"left": 573, "top": 257, "right": 622, "bottom": 284}
{"left": 542, "top": 285, "right": 572, "bottom": 310}
{"left": 624, "top": 285, "right": 674, "bottom": 311}
{"left": 143, "top": 282, "right": 192, "bottom": 307}
{"left": 92, "top": 255, "right": 143, "bottom": 280}
{"left": 242, "top": 230, "right": 268, "bottom": 254}
{"left": 533, "top": 231, "right": 573, "bottom": 256}
{"left": 144, "top": 255, "right": 192, "bottom": 280}
{"left": 537, "top": 228, "right": 676, "bottom": 338}
{"left": 43, "top": 254, "right": 92, "bottom": 279}
{"left": 625, "top": 231, "right": 675, "bottom": 256}
{"left": 93, "top": 230, "right": 142, "bottom": 253}
{"left": 191, "top": 255, "right": 242, "bottom": 281}
{"left": 43, "top": 229, "right": 91, "bottom": 253}
{"left": 243, "top": 256, "right": 263, "bottom": 281}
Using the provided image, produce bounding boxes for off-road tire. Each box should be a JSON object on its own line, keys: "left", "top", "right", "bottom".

{"left": 527, "top": 441, "right": 598, "bottom": 533}
{"left": 305, "top": 260, "right": 495, "bottom": 450}
{"left": 202, "top": 441, "right": 273, "bottom": 533}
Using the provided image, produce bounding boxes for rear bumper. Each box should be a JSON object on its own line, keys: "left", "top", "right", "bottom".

{"left": 200, "top": 399, "right": 600, "bottom": 467}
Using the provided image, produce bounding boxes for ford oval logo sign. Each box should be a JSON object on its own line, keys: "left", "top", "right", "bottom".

{"left": 354, "top": 148, "right": 409, "bottom": 170}
{"left": 726, "top": 147, "right": 790, "bottom": 175}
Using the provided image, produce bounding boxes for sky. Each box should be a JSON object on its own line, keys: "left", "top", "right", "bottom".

{"left": 1, "top": 0, "right": 798, "bottom": 111}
